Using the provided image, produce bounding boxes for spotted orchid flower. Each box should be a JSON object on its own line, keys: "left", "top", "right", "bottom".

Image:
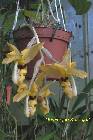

{"left": 36, "top": 48, "right": 87, "bottom": 98}
{"left": 13, "top": 81, "right": 54, "bottom": 117}
{"left": 2, "top": 42, "right": 44, "bottom": 84}
{"left": 2, "top": 42, "right": 44, "bottom": 65}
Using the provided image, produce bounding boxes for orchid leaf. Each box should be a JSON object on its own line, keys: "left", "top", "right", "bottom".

{"left": 71, "top": 105, "right": 86, "bottom": 117}
{"left": 37, "top": 131, "right": 56, "bottom": 140}
{"left": 72, "top": 93, "right": 88, "bottom": 110}
{"left": 23, "top": 10, "right": 37, "bottom": 18}
{"left": 59, "top": 94, "right": 66, "bottom": 115}
{"left": 83, "top": 79, "right": 93, "bottom": 93}
{"left": 0, "top": 130, "right": 5, "bottom": 140}
{"left": 68, "top": 0, "right": 91, "bottom": 15}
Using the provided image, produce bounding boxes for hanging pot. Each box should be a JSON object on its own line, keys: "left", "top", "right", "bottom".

{"left": 13, "top": 26, "right": 72, "bottom": 79}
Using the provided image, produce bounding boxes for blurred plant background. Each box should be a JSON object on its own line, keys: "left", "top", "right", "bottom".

{"left": 0, "top": 0, "right": 93, "bottom": 140}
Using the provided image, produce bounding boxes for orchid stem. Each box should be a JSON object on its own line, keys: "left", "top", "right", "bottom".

{"left": 34, "top": 114, "right": 38, "bottom": 140}
{"left": 62, "top": 99, "right": 70, "bottom": 139}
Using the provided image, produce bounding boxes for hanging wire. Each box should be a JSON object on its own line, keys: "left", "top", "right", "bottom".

{"left": 58, "top": 0, "right": 66, "bottom": 30}
{"left": 47, "top": 0, "right": 67, "bottom": 28}
{"left": 47, "top": 0, "right": 72, "bottom": 49}
{"left": 54, "top": 0, "right": 60, "bottom": 23}
{"left": 57, "top": 0, "right": 72, "bottom": 48}
{"left": 47, "top": 0, "right": 59, "bottom": 23}
{"left": 41, "top": 0, "right": 44, "bottom": 22}
{"left": 12, "top": 0, "right": 20, "bottom": 31}
{"left": 36, "top": 4, "right": 41, "bottom": 21}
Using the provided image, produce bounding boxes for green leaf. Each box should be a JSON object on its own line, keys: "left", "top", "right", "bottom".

{"left": 49, "top": 98, "right": 59, "bottom": 116}
{"left": 68, "top": 121, "right": 81, "bottom": 135}
{"left": 59, "top": 94, "right": 66, "bottom": 115}
{"left": 83, "top": 79, "right": 93, "bottom": 93}
{"left": 49, "top": 98, "right": 56, "bottom": 113}
{"left": 23, "top": 9, "right": 41, "bottom": 22}
{"left": 71, "top": 105, "right": 86, "bottom": 117}
{"left": 68, "top": 112, "right": 88, "bottom": 136}
{"left": 0, "top": 130, "right": 6, "bottom": 140}
{"left": 86, "top": 111, "right": 93, "bottom": 133}
{"left": 31, "top": 3, "right": 41, "bottom": 10}
{"left": 72, "top": 93, "right": 88, "bottom": 110}
{"left": 68, "top": 0, "right": 91, "bottom": 15}
{"left": 85, "top": 118, "right": 93, "bottom": 140}
{"left": 3, "top": 13, "right": 15, "bottom": 34}
{"left": 37, "top": 131, "right": 56, "bottom": 140}
{"left": 45, "top": 112, "right": 63, "bottom": 130}
{"left": 23, "top": 10, "right": 37, "bottom": 18}
{"left": 0, "top": 8, "right": 7, "bottom": 15}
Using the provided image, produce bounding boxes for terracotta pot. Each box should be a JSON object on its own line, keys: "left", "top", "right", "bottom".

{"left": 35, "top": 27, "right": 72, "bottom": 63}
{"left": 13, "top": 26, "right": 72, "bottom": 79}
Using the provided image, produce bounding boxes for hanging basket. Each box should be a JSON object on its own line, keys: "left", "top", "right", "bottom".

{"left": 13, "top": 26, "right": 72, "bottom": 79}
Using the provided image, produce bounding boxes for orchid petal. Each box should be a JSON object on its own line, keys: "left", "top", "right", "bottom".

{"left": 12, "top": 62, "right": 19, "bottom": 84}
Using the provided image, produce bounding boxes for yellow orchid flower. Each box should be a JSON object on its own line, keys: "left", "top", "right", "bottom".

{"left": 39, "top": 48, "right": 87, "bottom": 79}
{"left": 61, "top": 77, "right": 77, "bottom": 99}
{"left": 13, "top": 81, "right": 38, "bottom": 102}
{"left": 61, "top": 48, "right": 71, "bottom": 67}
{"left": 12, "top": 65, "right": 27, "bottom": 84}
{"left": 17, "top": 67, "right": 27, "bottom": 84}
{"left": 38, "top": 81, "right": 54, "bottom": 96}
{"left": 37, "top": 88, "right": 54, "bottom": 104}
{"left": 28, "top": 82, "right": 54, "bottom": 115}
{"left": 12, "top": 62, "right": 19, "bottom": 84}
{"left": 37, "top": 82, "right": 54, "bottom": 115}
{"left": 28, "top": 81, "right": 54, "bottom": 101}
{"left": 13, "top": 80, "right": 54, "bottom": 116}
{"left": 28, "top": 82, "right": 38, "bottom": 97}
{"left": 13, "top": 83, "right": 29, "bottom": 102}
{"left": 2, "top": 42, "right": 44, "bottom": 65}
{"left": 28, "top": 98, "right": 37, "bottom": 117}
{"left": 35, "top": 72, "right": 45, "bottom": 87}
{"left": 35, "top": 48, "right": 87, "bottom": 99}
{"left": 27, "top": 92, "right": 51, "bottom": 116}
{"left": 25, "top": 96, "right": 37, "bottom": 117}
{"left": 2, "top": 42, "right": 44, "bottom": 85}
{"left": 24, "top": 82, "right": 53, "bottom": 117}
{"left": 39, "top": 62, "right": 87, "bottom": 79}
{"left": 39, "top": 98, "right": 50, "bottom": 115}
{"left": 2, "top": 43, "right": 21, "bottom": 64}
{"left": 24, "top": 82, "right": 38, "bottom": 117}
